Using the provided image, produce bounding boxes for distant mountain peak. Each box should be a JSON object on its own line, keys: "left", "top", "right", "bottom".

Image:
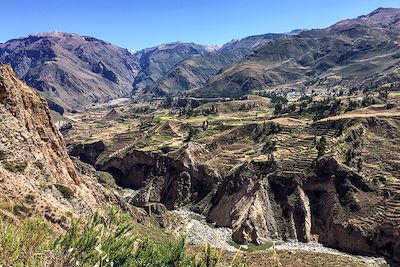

{"left": 367, "top": 7, "right": 400, "bottom": 16}
{"left": 36, "top": 31, "right": 77, "bottom": 38}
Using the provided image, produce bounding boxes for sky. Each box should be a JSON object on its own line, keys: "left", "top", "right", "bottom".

{"left": 1, "top": 0, "right": 400, "bottom": 50}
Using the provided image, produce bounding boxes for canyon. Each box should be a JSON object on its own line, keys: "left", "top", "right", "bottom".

{"left": 1, "top": 6, "right": 400, "bottom": 267}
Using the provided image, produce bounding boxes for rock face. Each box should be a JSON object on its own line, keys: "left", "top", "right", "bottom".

{"left": 0, "top": 64, "right": 77, "bottom": 183}
{"left": 96, "top": 143, "right": 218, "bottom": 210}
{"left": 0, "top": 32, "right": 140, "bottom": 111}
{"left": 305, "top": 156, "right": 400, "bottom": 262}
{"left": 69, "top": 141, "right": 106, "bottom": 166}
{"left": 194, "top": 8, "right": 400, "bottom": 98}
{"left": 0, "top": 64, "right": 119, "bottom": 225}
{"left": 208, "top": 162, "right": 312, "bottom": 245}
{"left": 206, "top": 117, "right": 400, "bottom": 263}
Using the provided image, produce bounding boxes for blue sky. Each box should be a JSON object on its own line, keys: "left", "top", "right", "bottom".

{"left": 1, "top": 0, "right": 400, "bottom": 50}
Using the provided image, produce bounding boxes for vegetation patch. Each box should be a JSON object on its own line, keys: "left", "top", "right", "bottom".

{"left": 2, "top": 160, "right": 27, "bottom": 173}
{"left": 0, "top": 207, "right": 246, "bottom": 267}
{"left": 0, "top": 218, "right": 51, "bottom": 266}
{"left": 0, "top": 150, "right": 7, "bottom": 161}
{"left": 12, "top": 204, "right": 32, "bottom": 217}
{"left": 54, "top": 184, "right": 75, "bottom": 199}
{"left": 96, "top": 172, "right": 117, "bottom": 189}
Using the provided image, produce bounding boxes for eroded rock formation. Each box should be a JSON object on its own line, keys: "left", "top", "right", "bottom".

{"left": 96, "top": 143, "right": 218, "bottom": 210}
{"left": 71, "top": 114, "right": 400, "bottom": 264}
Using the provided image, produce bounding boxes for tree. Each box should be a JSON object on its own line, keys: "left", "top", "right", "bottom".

{"left": 316, "top": 136, "right": 327, "bottom": 157}
{"left": 202, "top": 120, "right": 209, "bottom": 131}
{"left": 184, "top": 126, "right": 196, "bottom": 142}
{"left": 163, "top": 94, "right": 173, "bottom": 108}
{"left": 357, "top": 158, "right": 363, "bottom": 172}
{"left": 379, "top": 89, "right": 388, "bottom": 102}
{"left": 274, "top": 101, "right": 283, "bottom": 115}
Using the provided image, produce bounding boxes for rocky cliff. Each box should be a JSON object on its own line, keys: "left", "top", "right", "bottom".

{"left": 0, "top": 64, "right": 119, "bottom": 226}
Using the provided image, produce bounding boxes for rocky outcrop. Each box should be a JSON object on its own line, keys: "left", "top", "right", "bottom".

{"left": 304, "top": 156, "right": 400, "bottom": 262}
{"left": 96, "top": 143, "right": 219, "bottom": 210}
{"left": 69, "top": 140, "right": 106, "bottom": 166}
{"left": 207, "top": 162, "right": 312, "bottom": 245}
{"left": 206, "top": 152, "right": 400, "bottom": 263}
{"left": 0, "top": 64, "right": 78, "bottom": 183}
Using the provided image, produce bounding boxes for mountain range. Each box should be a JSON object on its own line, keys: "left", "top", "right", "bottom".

{"left": 1, "top": 8, "right": 400, "bottom": 112}
{"left": 0, "top": 29, "right": 303, "bottom": 112}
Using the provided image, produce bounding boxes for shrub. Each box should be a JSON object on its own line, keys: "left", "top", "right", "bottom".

{"left": 96, "top": 172, "right": 117, "bottom": 188}
{"left": 184, "top": 126, "right": 198, "bottom": 142}
{"left": 2, "top": 160, "right": 27, "bottom": 173}
{"left": 0, "top": 207, "right": 224, "bottom": 266}
{"left": 53, "top": 207, "right": 218, "bottom": 267}
{"left": 0, "top": 150, "right": 7, "bottom": 161}
{"left": 24, "top": 194, "right": 35, "bottom": 204}
{"left": 12, "top": 204, "right": 32, "bottom": 217}
{"left": 316, "top": 136, "right": 327, "bottom": 157}
{"left": 54, "top": 184, "right": 75, "bottom": 199}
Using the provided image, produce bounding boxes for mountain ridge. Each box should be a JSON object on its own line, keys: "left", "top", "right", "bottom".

{"left": 192, "top": 7, "right": 400, "bottom": 98}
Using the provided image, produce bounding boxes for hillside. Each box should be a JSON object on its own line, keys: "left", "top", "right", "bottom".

{"left": 3, "top": 6, "right": 400, "bottom": 266}
{"left": 194, "top": 8, "right": 400, "bottom": 98}
{"left": 0, "top": 30, "right": 305, "bottom": 109}
{"left": 0, "top": 64, "right": 127, "bottom": 225}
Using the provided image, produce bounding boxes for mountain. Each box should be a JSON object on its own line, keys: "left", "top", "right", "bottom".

{"left": 0, "top": 64, "right": 120, "bottom": 222}
{"left": 132, "top": 42, "right": 219, "bottom": 94}
{"left": 193, "top": 8, "right": 400, "bottom": 98}
{"left": 0, "top": 30, "right": 303, "bottom": 109}
{"left": 0, "top": 32, "right": 140, "bottom": 112}
{"left": 148, "top": 31, "right": 303, "bottom": 95}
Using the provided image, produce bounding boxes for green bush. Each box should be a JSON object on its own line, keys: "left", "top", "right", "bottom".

{"left": 2, "top": 160, "right": 27, "bottom": 173}
{"left": 96, "top": 172, "right": 118, "bottom": 188}
{"left": 54, "top": 184, "right": 75, "bottom": 199}
{"left": 0, "top": 150, "right": 7, "bottom": 161}
{"left": 33, "top": 160, "right": 45, "bottom": 170}
{"left": 316, "top": 136, "right": 328, "bottom": 157}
